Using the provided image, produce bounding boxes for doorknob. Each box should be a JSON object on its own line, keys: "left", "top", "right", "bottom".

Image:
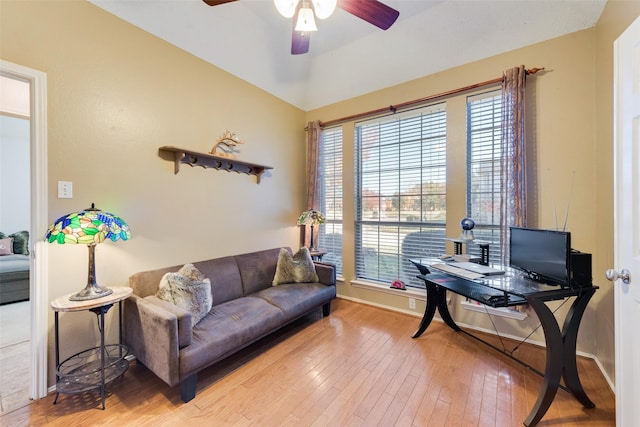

{"left": 605, "top": 268, "right": 631, "bottom": 284}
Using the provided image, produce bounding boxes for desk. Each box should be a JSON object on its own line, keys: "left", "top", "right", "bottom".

{"left": 50, "top": 286, "right": 132, "bottom": 409}
{"left": 410, "top": 259, "right": 597, "bottom": 426}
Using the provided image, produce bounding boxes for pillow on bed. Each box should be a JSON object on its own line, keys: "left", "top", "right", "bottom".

{"left": 0, "top": 237, "right": 14, "bottom": 255}
{"left": 156, "top": 264, "right": 212, "bottom": 327}
{"left": 272, "top": 247, "right": 319, "bottom": 286}
{"left": 9, "top": 231, "right": 29, "bottom": 255}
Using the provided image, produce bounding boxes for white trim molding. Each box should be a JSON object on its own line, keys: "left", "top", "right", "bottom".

{"left": 0, "top": 60, "right": 49, "bottom": 400}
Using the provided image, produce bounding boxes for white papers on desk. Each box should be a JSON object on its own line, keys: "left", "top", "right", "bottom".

{"left": 451, "top": 262, "right": 505, "bottom": 276}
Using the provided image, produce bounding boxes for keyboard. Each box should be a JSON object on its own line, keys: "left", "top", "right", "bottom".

{"left": 426, "top": 271, "right": 510, "bottom": 305}
{"left": 430, "top": 263, "right": 485, "bottom": 280}
{"left": 451, "top": 261, "right": 505, "bottom": 276}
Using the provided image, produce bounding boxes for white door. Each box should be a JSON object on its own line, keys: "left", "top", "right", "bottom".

{"left": 612, "top": 15, "right": 640, "bottom": 427}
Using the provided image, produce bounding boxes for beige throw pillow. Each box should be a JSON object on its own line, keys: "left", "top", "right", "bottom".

{"left": 272, "top": 247, "right": 319, "bottom": 286}
{"left": 156, "top": 264, "right": 212, "bottom": 326}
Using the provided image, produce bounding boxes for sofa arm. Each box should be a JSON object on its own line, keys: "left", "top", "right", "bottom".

{"left": 144, "top": 296, "right": 193, "bottom": 348}
{"left": 124, "top": 294, "right": 183, "bottom": 387}
{"left": 314, "top": 262, "right": 336, "bottom": 286}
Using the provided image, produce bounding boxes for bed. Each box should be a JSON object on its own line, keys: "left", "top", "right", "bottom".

{"left": 0, "top": 254, "right": 30, "bottom": 304}
{"left": 0, "top": 231, "right": 30, "bottom": 305}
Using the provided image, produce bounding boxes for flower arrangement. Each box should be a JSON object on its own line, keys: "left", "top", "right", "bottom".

{"left": 297, "top": 209, "right": 326, "bottom": 226}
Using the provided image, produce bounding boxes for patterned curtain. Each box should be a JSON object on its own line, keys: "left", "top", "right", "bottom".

{"left": 306, "top": 120, "right": 322, "bottom": 210}
{"left": 303, "top": 120, "right": 322, "bottom": 247}
{"left": 499, "top": 66, "right": 527, "bottom": 262}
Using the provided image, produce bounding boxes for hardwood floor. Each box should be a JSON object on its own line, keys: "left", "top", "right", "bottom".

{"left": 0, "top": 301, "right": 30, "bottom": 415}
{"left": 0, "top": 298, "right": 615, "bottom": 426}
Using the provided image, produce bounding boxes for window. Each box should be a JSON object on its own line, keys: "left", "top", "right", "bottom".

{"left": 466, "top": 90, "right": 502, "bottom": 264}
{"left": 355, "top": 104, "right": 447, "bottom": 288}
{"left": 318, "top": 127, "right": 343, "bottom": 275}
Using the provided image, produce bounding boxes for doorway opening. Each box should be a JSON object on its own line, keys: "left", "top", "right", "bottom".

{"left": 0, "top": 60, "right": 49, "bottom": 412}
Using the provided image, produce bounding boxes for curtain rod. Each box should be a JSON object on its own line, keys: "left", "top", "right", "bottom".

{"left": 313, "top": 67, "right": 544, "bottom": 129}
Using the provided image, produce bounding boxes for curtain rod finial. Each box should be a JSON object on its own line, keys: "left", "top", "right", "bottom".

{"left": 528, "top": 67, "right": 545, "bottom": 75}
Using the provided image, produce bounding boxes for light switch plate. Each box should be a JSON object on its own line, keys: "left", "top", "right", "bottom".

{"left": 58, "top": 181, "right": 72, "bottom": 199}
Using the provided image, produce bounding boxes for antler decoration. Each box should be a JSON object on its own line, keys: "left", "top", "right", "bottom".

{"left": 210, "top": 130, "right": 244, "bottom": 159}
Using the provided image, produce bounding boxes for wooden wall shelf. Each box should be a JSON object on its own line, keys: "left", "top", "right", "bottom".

{"left": 159, "top": 146, "right": 272, "bottom": 184}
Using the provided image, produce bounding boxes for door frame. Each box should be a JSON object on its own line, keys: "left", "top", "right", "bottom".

{"left": 0, "top": 60, "right": 49, "bottom": 400}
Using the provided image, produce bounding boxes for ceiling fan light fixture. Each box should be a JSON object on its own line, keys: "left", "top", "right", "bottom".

{"left": 274, "top": 0, "right": 299, "bottom": 18}
{"left": 311, "top": 0, "right": 336, "bottom": 19}
{"left": 295, "top": 7, "right": 318, "bottom": 32}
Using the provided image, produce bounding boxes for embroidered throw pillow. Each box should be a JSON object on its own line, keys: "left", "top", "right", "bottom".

{"left": 0, "top": 237, "right": 14, "bottom": 256}
{"left": 156, "top": 264, "right": 212, "bottom": 326}
{"left": 272, "top": 247, "right": 319, "bottom": 286}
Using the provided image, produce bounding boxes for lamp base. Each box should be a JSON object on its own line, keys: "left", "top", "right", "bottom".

{"left": 69, "top": 283, "right": 113, "bottom": 301}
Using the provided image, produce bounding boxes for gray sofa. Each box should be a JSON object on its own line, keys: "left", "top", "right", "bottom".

{"left": 124, "top": 247, "right": 336, "bottom": 402}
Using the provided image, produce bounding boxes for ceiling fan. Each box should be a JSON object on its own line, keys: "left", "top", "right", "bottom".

{"left": 203, "top": 0, "right": 400, "bottom": 55}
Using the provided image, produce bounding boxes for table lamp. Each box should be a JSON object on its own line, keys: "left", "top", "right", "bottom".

{"left": 45, "top": 203, "right": 131, "bottom": 301}
{"left": 297, "top": 209, "right": 325, "bottom": 251}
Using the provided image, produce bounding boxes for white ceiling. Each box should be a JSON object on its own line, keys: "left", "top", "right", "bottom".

{"left": 90, "top": 0, "right": 607, "bottom": 111}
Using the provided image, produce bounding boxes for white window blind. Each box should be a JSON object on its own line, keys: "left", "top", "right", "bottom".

{"left": 466, "top": 90, "right": 502, "bottom": 263}
{"left": 355, "top": 104, "right": 447, "bottom": 288}
{"left": 318, "top": 127, "right": 343, "bottom": 275}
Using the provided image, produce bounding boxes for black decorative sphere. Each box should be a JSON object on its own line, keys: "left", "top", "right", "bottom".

{"left": 461, "top": 217, "right": 475, "bottom": 230}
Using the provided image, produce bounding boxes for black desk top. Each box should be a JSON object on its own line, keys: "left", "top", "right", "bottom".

{"left": 411, "top": 258, "right": 597, "bottom": 307}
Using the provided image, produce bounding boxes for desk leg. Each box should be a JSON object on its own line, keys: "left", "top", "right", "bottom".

{"left": 523, "top": 298, "right": 563, "bottom": 426}
{"left": 412, "top": 284, "right": 438, "bottom": 338}
{"left": 561, "top": 289, "right": 596, "bottom": 408}
{"left": 436, "top": 287, "right": 460, "bottom": 332}
{"left": 524, "top": 291, "right": 595, "bottom": 426}
{"left": 413, "top": 284, "right": 460, "bottom": 338}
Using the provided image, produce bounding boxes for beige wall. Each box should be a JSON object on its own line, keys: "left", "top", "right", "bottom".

{"left": 1, "top": 1, "right": 307, "bottom": 385}
{"left": 307, "top": 1, "right": 639, "bottom": 386}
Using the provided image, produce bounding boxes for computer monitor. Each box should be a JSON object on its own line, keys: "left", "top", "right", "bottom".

{"left": 509, "top": 227, "right": 571, "bottom": 286}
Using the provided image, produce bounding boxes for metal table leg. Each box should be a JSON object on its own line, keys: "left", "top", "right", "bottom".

{"left": 53, "top": 311, "right": 60, "bottom": 405}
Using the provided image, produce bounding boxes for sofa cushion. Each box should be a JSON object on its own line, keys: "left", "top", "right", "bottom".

{"left": 272, "top": 247, "right": 319, "bottom": 286}
{"left": 179, "top": 296, "right": 285, "bottom": 377}
{"left": 156, "top": 264, "right": 212, "bottom": 326}
{"left": 253, "top": 282, "right": 335, "bottom": 322}
{"left": 235, "top": 247, "right": 282, "bottom": 296}
{"left": 193, "top": 256, "right": 243, "bottom": 305}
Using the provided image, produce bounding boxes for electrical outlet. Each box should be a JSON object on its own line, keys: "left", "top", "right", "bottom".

{"left": 409, "top": 298, "right": 416, "bottom": 309}
{"left": 58, "top": 181, "right": 73, "bottom": 199}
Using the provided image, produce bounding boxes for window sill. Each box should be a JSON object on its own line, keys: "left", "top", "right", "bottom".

{"left": 349, "top": 279, "right": 426, "bottom": 301}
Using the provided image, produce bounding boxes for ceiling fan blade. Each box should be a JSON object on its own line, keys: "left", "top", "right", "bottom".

{"left": 291, "top": 31, "right": 310, "bottom": 55}
{"left": 338, "top": 0, "right": 399, "bottom": 30}
{"left": 202, "top": 0, "right": 238, "bottom": 6}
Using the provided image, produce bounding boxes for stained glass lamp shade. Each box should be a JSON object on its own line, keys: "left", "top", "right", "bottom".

{"left": 45, "top": 203, "right": 131, "bottom": 301}
{"left": 297, "top": 209, "right": 325, "bottom": 251}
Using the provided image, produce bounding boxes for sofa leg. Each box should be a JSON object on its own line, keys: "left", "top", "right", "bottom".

{"left": 180, "top": 374, "right": 197, "bottom": 402}
{"left": 322, "top": 302, "right": 331, "bottom": 317}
